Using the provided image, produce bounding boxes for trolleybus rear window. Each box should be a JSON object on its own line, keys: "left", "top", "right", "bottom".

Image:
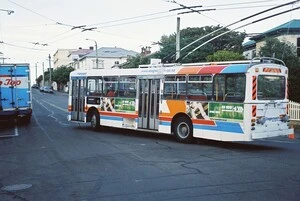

{"left": 257, "top": 75, "right": 285, "bottom": 100}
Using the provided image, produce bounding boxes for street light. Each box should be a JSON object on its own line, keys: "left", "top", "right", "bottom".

{"left": 86, "top": 38, "right": 98, "bottom": 69}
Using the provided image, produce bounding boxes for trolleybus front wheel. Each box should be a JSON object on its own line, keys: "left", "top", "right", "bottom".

{"left": 174, "top": 117, "right": 194, "bottom": 143}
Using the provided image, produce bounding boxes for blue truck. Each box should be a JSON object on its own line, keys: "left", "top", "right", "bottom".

{"left": 0, "top": 63, "right": 32, "bottom": 123}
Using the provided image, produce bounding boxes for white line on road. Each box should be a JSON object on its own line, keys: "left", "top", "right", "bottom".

{"left": 32, "top": 112, "right": 54, "bottom": 142}
{"left": 41, "top": 100, "right": 68, "bottom": 113}
{"left": 15, "top": 124, "right": 19, "bottom": 136}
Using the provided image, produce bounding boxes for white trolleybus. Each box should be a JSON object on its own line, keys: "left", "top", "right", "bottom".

{"left": 68, "top": 57, "right": 294, "bottom": 143}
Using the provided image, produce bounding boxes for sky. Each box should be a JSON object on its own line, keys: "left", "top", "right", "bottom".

{"left": 0, "top": 0, "right": 300, "bottom": 80}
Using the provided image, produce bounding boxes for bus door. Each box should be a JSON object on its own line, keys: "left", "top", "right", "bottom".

{"left": 71, "top": 78, "right": 86, "bottom": 122}
{"left": 138, "top": 79, "right": 160, "bottom": 130}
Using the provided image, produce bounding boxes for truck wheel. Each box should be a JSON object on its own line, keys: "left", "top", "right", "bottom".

{"left": 90, "top": 111, "right": 100, "bottom": 131}
{"left": 173, "top": 116, "right": 194, "bottom": 143}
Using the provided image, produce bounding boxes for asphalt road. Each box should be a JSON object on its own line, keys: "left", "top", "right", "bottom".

{"left": 0, "top": 89, "right": 300, "bottom": 201}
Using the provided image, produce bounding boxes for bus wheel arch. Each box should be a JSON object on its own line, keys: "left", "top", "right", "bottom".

{"left": 172, "top": 113, "right": 194, "bottom": 143}
{"left": 87, "top": 107, "right": 100, "bottom": 131}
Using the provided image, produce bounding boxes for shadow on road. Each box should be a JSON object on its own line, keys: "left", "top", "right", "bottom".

{"left": 72, "top": 124, "right": 283, "bottom": 152}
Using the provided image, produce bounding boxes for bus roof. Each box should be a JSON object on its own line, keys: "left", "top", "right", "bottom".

{"left": 70, "top": 62, "right": 286, "bottom": 78}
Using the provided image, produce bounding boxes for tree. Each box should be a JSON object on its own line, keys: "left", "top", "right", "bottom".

{"left": 154, "top": 25, "right": 246, "bottom": 63}
{"left": 124, "top": 25, "right": 246, "bottom": 68}
{"left": 123, "top": 55, "right": 150, "bottom": 68}
{"left": 52, "top": 66, "right": 74, "bottom": 90}
{"left": 259, "top": 38, "right": 300, "bottom": 102}
{"left": 206, "top": 50, "right": 245, "bottom": 62}
{"left": 36, "top": 75, "right": 43, "bottom": 86}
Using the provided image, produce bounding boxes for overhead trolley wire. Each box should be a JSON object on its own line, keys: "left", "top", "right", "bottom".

{"left": 178, "top": 5, "right": 300, "bottom": 62}
{"left": 172, "top": 0, "right": 300, "bottom": 62}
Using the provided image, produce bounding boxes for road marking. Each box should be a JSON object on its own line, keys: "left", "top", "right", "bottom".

{"left": 33, "top": 112, "right": 54, "bottom": 142}
{"left": 32, "top": 97, "right": 67, "bottom": 113}
{"left": 15, "top": 124, "right": 19, "bottom": 136}
{"left": 41, "top": 100, "right": 68, "bottom": 113}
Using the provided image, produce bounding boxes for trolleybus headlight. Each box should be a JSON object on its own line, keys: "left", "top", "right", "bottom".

{"left": 256, "top": 116, "right": 266, "bottom": 125}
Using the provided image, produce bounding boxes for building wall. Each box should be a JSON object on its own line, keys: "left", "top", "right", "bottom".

{"left": 78, "top": 57, "right": 128, "bottom": 70}
{"left": 243, "top": 49, "right": 256, "bottom": 60}
{"left": 53, "top": 49, "right": 74, "bottom": 69}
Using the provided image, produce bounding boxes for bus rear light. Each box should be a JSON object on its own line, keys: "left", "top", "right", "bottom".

{"left": 251, "top": 118, "right": 256, "bottom": 130}
{"left": 251, "top": 118, "right": 256, "bottom": 126}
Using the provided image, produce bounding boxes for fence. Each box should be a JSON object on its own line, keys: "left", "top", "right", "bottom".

{"left": 289, "top": 101, "right": 300, "bottom": 121}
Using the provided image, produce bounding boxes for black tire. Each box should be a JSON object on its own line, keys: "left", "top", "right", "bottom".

{"left": 173, "top": 116, "right": 194, "bottom": 143}
{"left": 90, "top": 110, "right": 100, "bottom": 131}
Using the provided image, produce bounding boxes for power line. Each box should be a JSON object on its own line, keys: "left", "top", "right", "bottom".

{"left": 179, "top": 6, "right": 300, "bottom": 62}
{"left": 8, "top": 0, "right": 59, "bottom": 23}
{"left": 171, "top": 0, "right": 300, "bottom": 62}
{"left": 88, "top": 11, "right": 170, "bottom": 27}
{"left": 1, "top": 41, "right": 55, "bottom": 51}
{"left": 202, "top": 0, "right": 282, "bottom": 8}
{"left": 94, "top": 13, "right": 177, "bottom": 29}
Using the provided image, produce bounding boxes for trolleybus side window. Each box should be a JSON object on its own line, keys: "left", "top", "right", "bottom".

{"left": 163, "top": 75, "right": 186, "bottom": 100}
{"left": 104, "top": 76, "right": 118, "bottom": 97}
{"left": 213, "top": 74, "right": 246, "bottom": 102}
{"left": 187, "top": 75, "right": 213, "bottom": 101}
{"left": 257, "top": 75, "right": 285, "bottom": 100}
{"left": 119, "top": 76, "right": 136, "bottom": 98}
{"left": 87, "top": 77, "right": 103, "bottom": 96}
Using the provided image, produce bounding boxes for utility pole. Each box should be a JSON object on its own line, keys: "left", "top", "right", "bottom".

{"left": 86, "top": 39, "right": 98, "bottom": 69}
{"left": 176, "top": 17, "right": 180, "bottom": 61}
{"left": 48, "top": 54, "right": 51, "bottom": 87}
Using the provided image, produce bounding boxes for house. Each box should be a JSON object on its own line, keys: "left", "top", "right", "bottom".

{"left": 68, "top": 47, "right": 94, "bottom": 70}
{"left": 53, "top": 49, "right": 76, "bottom": 69}
{"left": 243, "top": 19, "right": 300, "bottom": 59}
{"left": 78, "top": 47, "right": 138, "bottom": 70}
